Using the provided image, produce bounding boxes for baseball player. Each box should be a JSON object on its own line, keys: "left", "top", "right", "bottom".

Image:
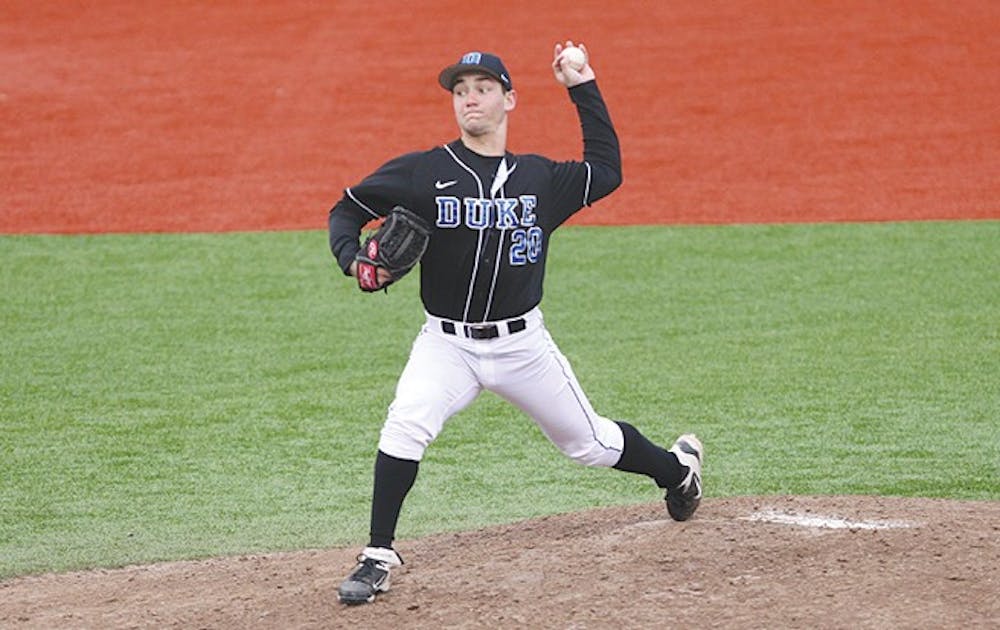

{"left": 328, "top": 41, "right": 703, "bottom": 605}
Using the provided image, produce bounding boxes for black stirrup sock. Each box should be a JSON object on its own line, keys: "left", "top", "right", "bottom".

{"left": 612, "top": 421, "right": 683, "bottom": 489}
{"left": 368, "top": 450, "right": 419, "bottom": 549}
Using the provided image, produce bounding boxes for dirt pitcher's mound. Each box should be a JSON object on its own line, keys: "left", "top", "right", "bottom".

{"left": 2, "top": 496, "right": 998, "bottom": 629}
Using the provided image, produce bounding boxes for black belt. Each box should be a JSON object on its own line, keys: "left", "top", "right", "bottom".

{"left": 441, "top": 318, "right": 527, "bottom": 339}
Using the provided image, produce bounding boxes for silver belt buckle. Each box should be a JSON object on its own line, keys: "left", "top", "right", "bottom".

{"left": 465, "top": 323, "right": 499, "bottom": 339}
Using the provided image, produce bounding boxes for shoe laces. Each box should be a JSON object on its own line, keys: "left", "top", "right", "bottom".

{"left": 349, "top": 556, "right": 389, "bottom": 584}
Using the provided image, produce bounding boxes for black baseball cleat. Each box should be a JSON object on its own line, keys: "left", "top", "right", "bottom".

{"left": 665, "top": 434, "right": 703, "bottom": 521}
{"left": 337, "top": 547, "right": 403, "bottom": 605}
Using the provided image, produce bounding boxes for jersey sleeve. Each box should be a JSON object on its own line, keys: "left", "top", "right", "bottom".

{"left": 547, "top": 80, "right": 622, "bottom": 226}
{"left": 327, "top": 152, "right": 422, "bottom": 274}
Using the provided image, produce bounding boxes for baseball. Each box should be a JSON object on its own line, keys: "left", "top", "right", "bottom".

{"left": 561, "top": 46, "right": 586, "bottom": 71}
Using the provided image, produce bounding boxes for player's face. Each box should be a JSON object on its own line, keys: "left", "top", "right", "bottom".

{"left": 451, "top": 74, "right": 516, "bottom": 137}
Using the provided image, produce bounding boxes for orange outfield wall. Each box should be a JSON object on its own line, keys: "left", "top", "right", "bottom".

{"left": 1, "top": 0, "right": 998, "bottom": 234}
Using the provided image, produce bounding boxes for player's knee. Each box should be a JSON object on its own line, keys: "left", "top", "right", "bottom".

{"left": 555, "top": 417, "right": 623, "bottom": 467}
{"left": 378, "top": 400, "right": 445, "bottom": 461}
{"left": 378, "top": 422, "right": 430, "bottom": 461}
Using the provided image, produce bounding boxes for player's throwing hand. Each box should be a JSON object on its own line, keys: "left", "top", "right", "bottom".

{"left": 553, "top": 40, "right": 595, "bottom": 87}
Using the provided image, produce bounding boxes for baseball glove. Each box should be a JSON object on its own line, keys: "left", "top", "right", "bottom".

{"left": 354, "top": 206, "right": 431, "bottom": 292}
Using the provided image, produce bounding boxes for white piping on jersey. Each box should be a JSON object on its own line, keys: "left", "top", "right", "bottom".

{"left": 443, "top": 145, "right": 484, "bottom": 196}
{"left": 444, "top": 145, "right": 486, "bottom": 322}
{"left": 482, "top": 158, "right": 513, "bottom": 320}
{"left": 345, "top": 187, "right": 381, "bottom": 220}
{"left": 582, "top": 161, "right": 593, "bottom": 206}
{"left": 443, "top": 145, "right": 517, "bottom": 323}
{"left": 482, "top": 159, "right": 515, "bottom": 321}
{"left": 482, "top": 207, "right": 506, "bottom": 320}
{"left": 466, "top": 231, "right": 488, "bottom": 321}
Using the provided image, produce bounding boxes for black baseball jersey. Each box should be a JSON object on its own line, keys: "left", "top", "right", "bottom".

{"left": 328, "top": 80, "right": 621, "bottom": 322}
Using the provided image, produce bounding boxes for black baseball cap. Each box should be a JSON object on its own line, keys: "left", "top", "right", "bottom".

{"left": 438, "top": 51, "right": 513, "bottom": 92}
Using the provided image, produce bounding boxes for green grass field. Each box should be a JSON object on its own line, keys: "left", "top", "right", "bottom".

{"left": 2, "top": 221, "right": 998, "bottom": 578}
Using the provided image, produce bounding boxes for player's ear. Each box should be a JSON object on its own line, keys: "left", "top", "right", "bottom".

{"left": 504, "top": 88, "right": 517, "bottom": 112}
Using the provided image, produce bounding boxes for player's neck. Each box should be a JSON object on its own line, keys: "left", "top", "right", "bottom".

{"left": 460, "top": 126, "right": 507, "bottom": 157}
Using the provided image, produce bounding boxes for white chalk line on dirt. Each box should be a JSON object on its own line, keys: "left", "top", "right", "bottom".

{"left": 741, "top": 509, "right": 917, "bottom": 530}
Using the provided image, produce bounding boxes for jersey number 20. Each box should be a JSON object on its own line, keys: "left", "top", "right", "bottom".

{"left": 509, "top": 227, "right": 543, "bottom": 265}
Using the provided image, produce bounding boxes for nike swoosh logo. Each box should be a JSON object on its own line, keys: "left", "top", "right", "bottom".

{"left": 435, "top": 180, "right": 458, "bottom": 190}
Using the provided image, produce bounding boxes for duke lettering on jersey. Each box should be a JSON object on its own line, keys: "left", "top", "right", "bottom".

{"left": 434, "top": 195, "right": 538, "bottom": 229}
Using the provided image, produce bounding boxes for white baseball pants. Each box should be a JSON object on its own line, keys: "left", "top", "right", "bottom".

{"left": 377, "top": 307, "right": 625, "bottom": 466}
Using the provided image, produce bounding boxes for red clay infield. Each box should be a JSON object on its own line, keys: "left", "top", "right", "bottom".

{"left": 2, "top": 1, "right": 997, "bottom": 234}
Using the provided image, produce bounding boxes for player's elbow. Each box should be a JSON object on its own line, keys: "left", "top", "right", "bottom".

{"left": 606, "top": 168, "right": 623, "bottom": 193}
{"left": 590, "top": 164, "right": 622, "bottom": 202}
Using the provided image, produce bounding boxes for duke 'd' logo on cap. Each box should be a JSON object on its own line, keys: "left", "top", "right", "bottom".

{"left": 367, "top": 240, "right": 379, "bottom": 258}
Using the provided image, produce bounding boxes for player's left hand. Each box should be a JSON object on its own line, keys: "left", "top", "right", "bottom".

{"left": 552, "top": 41, "right": 596, "bottom": 87}
{"left": 351, "top": 260, "right": 394, "bottom": 291}
{"left": 352, "top": 205, "right": 431, "bottom": 293}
